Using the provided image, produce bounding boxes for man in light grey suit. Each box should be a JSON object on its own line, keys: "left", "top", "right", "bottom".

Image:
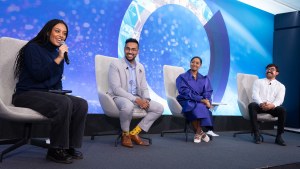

{"left": 108, "top": 38, "right": 164, "bottom": 148}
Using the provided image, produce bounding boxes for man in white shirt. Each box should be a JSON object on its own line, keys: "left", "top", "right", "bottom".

{"left": 249, "top": 64, "right": 286, "bottom": 146}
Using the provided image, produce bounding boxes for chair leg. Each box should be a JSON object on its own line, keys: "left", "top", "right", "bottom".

{"left": 161, "top": 129, "right": 186, "bottom": 137}
{"left": 0, "top": 123, "right": 32, "bottom": 162}
{"left": 233, "top": 131, "right": 252, "bottom": 137}
{"left": 91, "top": 130, "right": 120, "bottom": 140}
{"left": 161, "top": 120, "right": 191, "bottom": 142}
{"left": 0, "top": 123, "right": 49, "bottom": 162}
{"left": 0, "top": 123, "right": 31, "bottom": 162}
{"left": 114, "top": 132, "right": 122, "bottom": 147}
{"left": 184, "top": 121, "right": 189, "bottom": 142}
{"left": 259, "top": 131, "right": 276, "bottom": 142}
{"left": 260, "top": 131, "right": 276, "bottom": 137}
{"left": 260, "top": 135, "right": 264, "bottom": 142}
{"left": 89, "top": 129, "right": 122, "bottom": 147}
{"left": 0, "top": 138, "right": 22, "bottom": 145}
{"left": 0, "top": 138, "right": 27, "bottom": 162}
{"left": 233, "top": 129, "right": 276, "bottom": 143}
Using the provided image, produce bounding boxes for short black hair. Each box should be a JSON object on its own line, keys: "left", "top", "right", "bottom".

{"left": 125, "top": 38, "right": 139, "bottom": 48}
{"left": 190, "top": 56, "right": 202, "bottom": 64}
{"left": 266, "top": 63, "right": 279, "bottom": 72}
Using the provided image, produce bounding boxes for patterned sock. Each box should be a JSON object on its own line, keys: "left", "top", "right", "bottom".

{"left": 122, "top": 131, "right": 129, "bottom": 135}
{"left": 130, "top": 126, "right": 142, "bottom": 135}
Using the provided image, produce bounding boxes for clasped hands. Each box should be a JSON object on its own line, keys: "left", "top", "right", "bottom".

{"left": 135, "top": 97, "right": 150, "bottom": 110}
{"left": 201, "top": 98, "right": 212, "bottom": 109}
{"left": 259, "top": 102, "right": 275, "bottom": 111}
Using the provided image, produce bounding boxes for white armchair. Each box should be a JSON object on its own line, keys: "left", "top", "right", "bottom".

{"left": 0, "top": 37, "right": 49, "bottom": 162}
{"left": 92, "top": 55, "right": 150, "bottom": 146}
{"left": 233, "top": 73, "right": 278, "bottom": 141}
{"left": 160, "top": 65, "right": 191, "bottom": 141}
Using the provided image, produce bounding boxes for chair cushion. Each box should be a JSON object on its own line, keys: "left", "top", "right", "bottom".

{"left": 257, "top": 113, "right": 278, "bottom": 122}
{"left": 0, "top": 101, "right": 48, "bottom": 122}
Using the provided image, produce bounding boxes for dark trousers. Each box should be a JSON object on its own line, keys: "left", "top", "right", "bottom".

{"left": 248, "top": 102, "right": 286, "bottom": 135}
{"left": 12, "top": 91, "right": 88, "bottom": 149}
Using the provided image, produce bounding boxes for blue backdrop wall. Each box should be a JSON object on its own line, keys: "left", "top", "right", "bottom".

{"left": 273, "top": 11, "right": 300, "bottom": 128}
{"left": 0, "top": 0, "right": 274, "bottom": 116}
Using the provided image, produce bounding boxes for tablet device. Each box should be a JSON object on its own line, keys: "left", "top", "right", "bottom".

{"left": 48, "top": 89, "right": 72, "bottom": 94}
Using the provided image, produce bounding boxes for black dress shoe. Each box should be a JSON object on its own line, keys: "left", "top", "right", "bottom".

{"left": 275, "top": 136, "right": 286, "bottom": 146}
{"left": 46, "top": 148, "right": 73, "bottom": 164}
{"left": 253, "top": 133, "right": 261, "bottom": 144}
{"left": 66, "top": 148, "right": 83, "bottom": 159}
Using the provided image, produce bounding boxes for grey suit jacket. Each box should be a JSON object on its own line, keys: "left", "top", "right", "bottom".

{"left": 108, "top": 57, "right": 150, "bottom": 102}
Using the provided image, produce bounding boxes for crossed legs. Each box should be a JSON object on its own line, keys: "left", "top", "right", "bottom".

{"left": 191, "top": 120, "right": 210, "bottom": 143}
{"left": 113, "top": 97, "right": 163, "bottom": 148}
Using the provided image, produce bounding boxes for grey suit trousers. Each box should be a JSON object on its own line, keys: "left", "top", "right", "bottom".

{"left": 113, "top": 97, "right": 163, "bottom": 132}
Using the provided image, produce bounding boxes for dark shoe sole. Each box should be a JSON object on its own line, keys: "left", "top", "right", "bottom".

{"left": 275, "top": 141, "right": 286, "bottom": 146}
{"left": 71, "top": 155, "right": 84, "bottom": 160}
{"left": 134, "top": 142, "right": 150, "bottom": 146}
{"left": 254, "top": 140, "right": 261, "bottom": 144}
{"left": 46, "top": 156, "right": 73, "bottom": 164}
{"left": 121, "top": 143, "right": 133, "bottom": 148}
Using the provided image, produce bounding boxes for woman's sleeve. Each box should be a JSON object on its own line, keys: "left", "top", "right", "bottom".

{"left": 24, "top": 44, "right": 61, "bottom": 82}
{"left": 176, "top": 75, "right": 202, "bottom": 101}
{"left": 202, "top": 77, "right": 213, "bottom": 102}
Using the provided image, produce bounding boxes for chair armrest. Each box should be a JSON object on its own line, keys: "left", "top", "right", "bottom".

{"left": 210, "top": 102, "right": 226, "bottom": 111}
{"left": 237, "top": 100, "right": 250, "bottom": 120}
{"left": 212, "top": 102, "right": 227, "bottom": 106}
{"left": 98, "top": 91, "right": 119, "bottom": 118}
{"left": 166, "top": 96, "right": 183, "bottom": 117}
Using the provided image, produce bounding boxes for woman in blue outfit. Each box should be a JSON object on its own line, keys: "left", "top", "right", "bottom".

{"left": 176, "top": 56, "right": 213, "bottom": 143}
{"left": 13, "top": 19, "right": 88, "bottom": 164}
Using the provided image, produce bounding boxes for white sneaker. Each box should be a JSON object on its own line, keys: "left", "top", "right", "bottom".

{"left": 194, "top": 134, "right": 201, "bottom": 143}
{"left": 206, "top": 130, "right": 219, "bottom": 137}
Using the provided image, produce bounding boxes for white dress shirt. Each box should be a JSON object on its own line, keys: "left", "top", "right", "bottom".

{"left": 252, "top": 78, "right": 285, "bottom": 107}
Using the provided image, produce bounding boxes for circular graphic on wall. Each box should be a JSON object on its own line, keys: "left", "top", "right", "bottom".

{"left": 118, "top": 0, "right": 230, "bottom": 114}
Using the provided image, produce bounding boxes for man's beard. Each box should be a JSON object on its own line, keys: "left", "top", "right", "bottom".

{"left": 125, "top": 54, "right": 136, "bottom": 62}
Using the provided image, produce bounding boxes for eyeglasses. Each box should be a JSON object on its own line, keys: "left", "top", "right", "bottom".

{"left": 125, "top": 47, "right": 138, "bottom": 52}
{"left": 266, "top": 67, "right": 276, "bottom": 71}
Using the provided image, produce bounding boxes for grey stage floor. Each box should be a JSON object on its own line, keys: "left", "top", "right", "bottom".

{"left": 0, "top": 131, "right": 299, "bottom": 169}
